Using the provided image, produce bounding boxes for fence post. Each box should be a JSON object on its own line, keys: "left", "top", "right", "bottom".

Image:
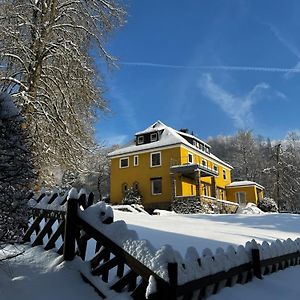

{"left": 252, "top": 249, "right": 262, "bottom": 279}
{"left": 168, "top": 262, "right": 178, "bottom": 299}
{"left": 63, "top": 196, "right": 78, "bottom": 261}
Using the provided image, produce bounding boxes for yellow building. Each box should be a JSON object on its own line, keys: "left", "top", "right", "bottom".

{"left": 108, "top": 121, "right": 264, "bottom": 210}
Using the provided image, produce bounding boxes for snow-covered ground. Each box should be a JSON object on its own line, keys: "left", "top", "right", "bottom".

{"left": 2, "top": 210, "right": 300, "bottom": 299}
{"left": 0, "top": 244, "right": 129, "bottom": 300}
{"left": 114, "top": 211, "right": 300, "bottom": 255}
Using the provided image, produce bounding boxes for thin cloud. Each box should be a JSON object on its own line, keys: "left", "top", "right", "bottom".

{"left": 267, "top": 24, "right": 300, "bottom": 59}
{"left": 120, "top": 61, "right": 300, "bottom": 73}
{"left": 267, "top": 24, "right": 300, "bottom": 79}
{"left": 197, "top": 73, "right": 270, "bottom": 128}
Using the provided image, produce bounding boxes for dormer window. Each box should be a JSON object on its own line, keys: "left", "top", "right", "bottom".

{"left": 137, "top": 135, "right": 144, "bottom": 145}
{"left": 150, "top": 132, "right": 158, "bottom": 142}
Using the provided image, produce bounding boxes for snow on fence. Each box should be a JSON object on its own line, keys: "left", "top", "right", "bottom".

{"left": 24, "top": 188, "right": 300, "bottom": 299}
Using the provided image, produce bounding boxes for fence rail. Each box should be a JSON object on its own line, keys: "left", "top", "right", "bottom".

{"left": 23, "top": 188, "right": 300, "bottom": 299}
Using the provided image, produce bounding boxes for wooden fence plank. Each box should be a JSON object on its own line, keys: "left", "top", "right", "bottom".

{"left": 92, "top": 256, "right": 122, "bottom": 276}
{"left": 131, "top": 279, "right": 148, "bottom": 300}
{"left": 63, "top": 197, "right": 78, "bottom": 261}
{"left": 23, "top": 215, "right": 44, "bottom": 242}
{"left": 44, "top": 221, "right": 65, "bottom": 250}
{"left": 110, "top": 270, "right": 138, "bottom": 292}
{"left": 32, "top": 218, "right": 56, "bottom": 246}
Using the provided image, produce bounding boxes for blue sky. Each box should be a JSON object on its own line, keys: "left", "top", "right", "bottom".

{"left": 95, "top": 0, "right": 300, "bottom": 146}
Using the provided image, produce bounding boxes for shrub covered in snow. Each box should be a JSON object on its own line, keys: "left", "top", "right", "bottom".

{"left": 0, "top": 93, "right": 36, "bottom": 244}
{"left": 122, "top": 187, "right": 142, "bottom": 205}
{"left": 258, "top": 197, "right": 278, "bottom": 213}
{"left": 237, "top": 203, "right": 264, "bottom": 214}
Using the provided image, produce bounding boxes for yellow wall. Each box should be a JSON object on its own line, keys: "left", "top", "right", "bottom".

{"left": 226, "top": 186, "right": 264, "bottom": 205}
{"left": 110, "top": 143, "right": 266, "bottom": 209}
{"left": 179, "top": 146, "right": 232, "bottom": 196}
{"left": 110, "top": 147, "right": 181, "bottom": 207}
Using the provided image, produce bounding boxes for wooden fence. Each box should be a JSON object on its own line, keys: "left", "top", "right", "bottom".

{"left": 23, "top": 189, "right": 300, "bottom": 299}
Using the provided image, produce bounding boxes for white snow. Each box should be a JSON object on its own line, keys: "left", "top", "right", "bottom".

{"left": 237, "top": 203, "right": 265, "bottom": 214}
{"left": 114, "top": 210, "right": 300, "bottom": 256}
{"left": 227, "top": 180, "right": 264, "bottom": 189}
{"left": 0, "top": 244, "right": 130, "bottom": 300}
{"left": 210, "top": 265, "right": 300, "bottom": 300}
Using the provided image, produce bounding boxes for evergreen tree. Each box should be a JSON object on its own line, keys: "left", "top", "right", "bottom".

{"left": 0, "top": 93, "right": 35, "bottom": 244}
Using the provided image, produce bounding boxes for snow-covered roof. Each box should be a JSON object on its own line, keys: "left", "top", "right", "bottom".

{"left": 108, "top": 121, "right": 232, "bottom": 169}
{"left": 226, "top": 181, "right": 264, "bottom": 190}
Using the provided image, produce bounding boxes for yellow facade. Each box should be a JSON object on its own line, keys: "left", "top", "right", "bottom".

{"left": 110, "top": 147, "right": 181, "bottom": 208}
{"left": 226, "top": 185, "right": 264, "bottom": 205}
{"left": 110, "top": 144, "right": 234, "bottom": 209}
{"left": 108, "top": 121, "right": 264, "bottom": 210}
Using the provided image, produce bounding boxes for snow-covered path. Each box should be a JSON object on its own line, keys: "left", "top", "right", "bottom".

{"left": 114, "top": 211, "right": 300, "bottom": 255}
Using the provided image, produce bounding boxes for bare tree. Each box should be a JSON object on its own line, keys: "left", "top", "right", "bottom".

{"left": 0, "top": 0, "right": 125, "bottom": 185}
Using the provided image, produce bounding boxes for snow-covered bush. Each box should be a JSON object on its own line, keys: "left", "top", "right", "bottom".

{"left": 122, "top": 187, "right": 142, "bottom": 205}
{"left": 258, "top": 197, "right": 278, "bottom": 212}
{"left": 0, "top": 93, "right": 35, "bottom": 245}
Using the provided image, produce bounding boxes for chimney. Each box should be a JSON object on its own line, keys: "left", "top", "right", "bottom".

{"left": 179, "top": 128, "right": 189, "bottom": 134}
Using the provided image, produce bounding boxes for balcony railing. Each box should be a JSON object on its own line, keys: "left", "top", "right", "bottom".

{"left": 170, "top": 156, "right": 218, "bottom": 176}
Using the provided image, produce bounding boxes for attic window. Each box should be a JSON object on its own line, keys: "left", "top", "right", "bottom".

{"left": 205, "top": 146, "right": 210, "bottom": 154}
{"left": 137, "top": 135, "right": 144, "bottom": 144}
{"left": 150, "top": 132, "right": 158, "bottom": 142}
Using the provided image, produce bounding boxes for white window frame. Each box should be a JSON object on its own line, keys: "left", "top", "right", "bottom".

{"left": 151, "top": 178, "right": 162, "bottom": 195}
{"left": 150, "top": 151, "right": 161, "bottom": 167}
{"left": 119, "top": 157, "right": 129, "bottom": 168}
{"left": 223, "top": 169, "right": 227, "bottom": 180}
{"left": 188, "top": 153, "right": 193, "bottom": 164}
{"left": 150, "top": 132, "right": 158, "bottom": 142}
{"left": 133, "top": 155, "right": 139, "bottom": 166}
{"left": 213, "top": 165, "right": 218, "bottom": 172}
{"left": 137, "top": 135, "right": 144, "bottom": 145}
{"left": 202, "top": 159, "right": 207, "bottom": 167}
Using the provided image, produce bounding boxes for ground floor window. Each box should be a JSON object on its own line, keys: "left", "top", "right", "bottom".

{"left": 122, "top": 183, "right": 128, "bottom": 194}
{"left": 236, "top": 192, "right": 246, "bottom": 205}
{"left": 151, "top": 178, "right": 162, "bottom": 195}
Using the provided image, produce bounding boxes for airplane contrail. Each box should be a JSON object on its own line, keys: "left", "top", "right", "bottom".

{"left": 119, "top": 61, "right": 300, "bottom": 73}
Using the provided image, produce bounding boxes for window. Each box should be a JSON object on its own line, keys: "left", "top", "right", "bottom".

{"left": 203, "top": 184, "right": 208, "bottom": 196}
{"left": 150, "top": 152, "right": 161, "bottom": 167}
{"left": 213, "top": 165, "right": 218, "bottom": 172}
{"left": 134, "top": 155, "right": 139, "bottom": 166}
{"left": 202, "top": 159, "right": 207, "bottom": 167}
{"left": 188, "top": 153, "right": 193, "bottom": 164}
{"left": 150, "top": 132, "right": 158, "bottom": 142}
{"left": 205, "top": 146, "right": 210, "bottom": 154}
{"left": 133, "top": 181, "right": 139, "bottom": 191}
{"left": 119, "top": 157, "right": 129, "bottom": 168}
{"left": 200, "top": 144, "right": 204, "bottom": 151}
{"left": 236, "top": 192, "right": 246, "bottom": 206}
{"left": 196, "top": 142, "right": 200, "bottom": 148}
{"left": 137, "top": 135, "right": 144, "bottom": 145}
{"left": 151, "top": 178, "right": 162, "bottom": 195}
{"left": 223, "top": 169, "right": 227, "bottom": 180}
{"left": 122, "top": 183, "right": 128, "bottom": 194}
